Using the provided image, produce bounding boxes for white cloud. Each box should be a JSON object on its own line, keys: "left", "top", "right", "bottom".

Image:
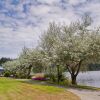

{"left": 0, "top": 0, "right": 100, "bottom": 58}
{"left": 68, "top": 0, "right": 86, "bottom": 5}
{"left": 30, "top": 5, "right": 51, "bottom": 16}
{"left": 36, "top": 0, "right": 58, "bottom": 5}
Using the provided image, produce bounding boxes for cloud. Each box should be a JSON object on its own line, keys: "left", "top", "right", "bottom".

{"left": 0, "top": 0, "right": 100, "bottom": 58}
{"left": 68, "top": 0, "right": 86, "bottom": 5}
{"left": 36, "top": 0, "right": 59, "bottom": 5}
{"left": 30, "top": 4, "right": 51, "bottom": 16}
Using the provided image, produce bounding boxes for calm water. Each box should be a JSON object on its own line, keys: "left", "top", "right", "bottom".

{"left": 66, "top": 71, "right": 100, "bottom": 88}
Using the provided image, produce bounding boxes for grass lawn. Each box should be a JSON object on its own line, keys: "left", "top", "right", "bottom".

{"left": 0, "top": 78, "right": 80, "bottom": 100}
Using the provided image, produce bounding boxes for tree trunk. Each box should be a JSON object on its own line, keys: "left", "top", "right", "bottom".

{"left": 57, "top": 65, "right": 60, "bottom": 84}
{"left": 27, "top": 65, "right": 32, "bottom": 79}
{"left": 66, "top": 60, "right": 83, "bottom": 85}
{"left": 71, "top": 74, "right": 77, "bottom": 85}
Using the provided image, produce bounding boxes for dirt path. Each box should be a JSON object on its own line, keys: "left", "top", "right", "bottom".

{"left": 68, "top": 88, "right": 100, "bottom": 100}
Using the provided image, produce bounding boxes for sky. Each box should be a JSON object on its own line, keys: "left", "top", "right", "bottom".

{"left": 0, "top": 0, "right": 100, "bottom": 58}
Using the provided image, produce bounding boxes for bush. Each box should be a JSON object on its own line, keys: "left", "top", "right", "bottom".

{"left": 4, "top": 71, "right": 11, "bottom": 77}
{"left": 45, "top": 73, "right": 71, "bottom": 86}
{"left": 59, "top": 79, "right": 71, "bottom": 86}
{"left": 15, "top": 73, "right": 28, "bottom": 79}
{"left": 44, "top": 73, "right": 56, "bottom": 82}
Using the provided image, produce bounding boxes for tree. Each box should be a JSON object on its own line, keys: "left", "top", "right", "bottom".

{"left": 3, "top": 46, "right": 45, "bottom": 78}
{"left": 18, "top": 47, "right": 32, "bottom": 78}
{"left": 19, "top": 47, "right": 45, "bottom": 78}
{"left": 40, "top": 16, "right": 100, "bottom": 85}
{"left": 40, "top": 23, "right": 65, "bottom": 83}
{"left": 3, "top": 59, "right": 21, "bottom": 77}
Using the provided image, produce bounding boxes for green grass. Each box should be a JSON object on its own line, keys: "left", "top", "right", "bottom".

{"left": 0, "top": 78, "right": 20, "bottom": 93}
{"left": 0, "top": 78, "right": 79, "bottom": 100}
{"left": 0, "top": 78, "right": 64, "bottom": 94}
{"left": 31, "top": 84, "right": 64, "bottom": 93}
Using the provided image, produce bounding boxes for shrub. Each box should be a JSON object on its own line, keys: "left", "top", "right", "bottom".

{"left": 15, "top": 73, "right": 28, "bottom": 79}
{"left": 4, "top": 71, "right": 11, "bottom": 77}
{"left": 59, "top": 79, "right": 71, "bottom": 86}
{"left": 44, "top": 73, "right": 56, "bottom": 82}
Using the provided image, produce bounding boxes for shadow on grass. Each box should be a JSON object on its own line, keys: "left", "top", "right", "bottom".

{"left": 18, "top": 79, "right": 100, "bottom": 91}
{"left": 18, "top": 79, "right": 69, "bottom": 89}
{"left": 18, "top": 79, "right": 53, "bottom": 86}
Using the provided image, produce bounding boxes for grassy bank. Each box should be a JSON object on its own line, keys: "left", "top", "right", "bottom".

{"left": 69, "top": 84, "right": 100, "bottom": 91}
{"left": 0, "top": 78, "right": 80, "bottom": 100}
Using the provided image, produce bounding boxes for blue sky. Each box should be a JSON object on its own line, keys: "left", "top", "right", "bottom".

{"left": 0, "top": 0, "right": 100, "bottom": 58}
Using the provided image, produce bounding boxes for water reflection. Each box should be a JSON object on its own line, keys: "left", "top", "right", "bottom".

{"left": 66, "top": 71, "right": 100, "bottom": 88}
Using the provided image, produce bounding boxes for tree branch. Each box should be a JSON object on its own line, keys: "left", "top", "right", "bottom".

{"left": 66, "top": 64, "right": 72, "bottom": 74}
{"left": 75, "top": 60, "right": 83, "bottom": 76}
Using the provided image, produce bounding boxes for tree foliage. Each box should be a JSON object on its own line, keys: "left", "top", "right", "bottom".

{"left": 40, "top": 15, "right": 100, "bottom": 84}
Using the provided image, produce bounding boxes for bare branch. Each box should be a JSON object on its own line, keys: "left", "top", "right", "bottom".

{"left": 75, "top": 60, "right": 83, "bottom": 76}
{"left": 66, "top": 64, "right": 72, "bottom": 74}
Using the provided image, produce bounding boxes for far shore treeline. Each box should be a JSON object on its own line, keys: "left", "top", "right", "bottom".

{"left": 0, "top": 57, "right": 13, "bottom": 66}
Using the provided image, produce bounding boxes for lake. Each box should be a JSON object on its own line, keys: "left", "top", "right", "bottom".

{"left": 66, "top": 71, "right": 100, "bottom": 88}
